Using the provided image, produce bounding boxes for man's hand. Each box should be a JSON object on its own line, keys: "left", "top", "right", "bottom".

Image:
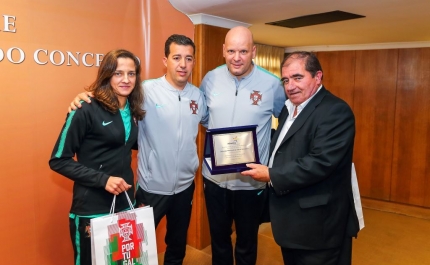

{"left": 68, "top": 92, "right": 94, "bottom": 113}
{"left": 105, "top": 176, "right": 132, "bottom": 195}
{"left": 241, "top": 163, "right": 270, "bottom": 182}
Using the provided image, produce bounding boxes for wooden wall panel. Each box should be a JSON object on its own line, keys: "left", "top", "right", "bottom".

{"left": 316, "top": 51, "right": 356, "bottom": 109}
{"left": 188, "top": 24, "right": 229, "bottom": 249}
{"left": 353, "top": 49, "right": 398, "bottom": 200}
{"left": 391, "top": 48, "right": 430, "bottom": 207}
{"left": 193, "top": 24, "right": 230, "bottom": 85}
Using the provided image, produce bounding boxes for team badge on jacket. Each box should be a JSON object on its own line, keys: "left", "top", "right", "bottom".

{"left": 190, "top": 100, "right": 198, "bottom": 114}
{"left": 250, "top": 90, "right": 262, "bottom": 105}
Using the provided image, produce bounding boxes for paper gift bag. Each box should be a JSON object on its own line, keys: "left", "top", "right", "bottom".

{"left": 351, "top": 163, "right": 365, "bottom": 230}
{"left": 91, "top": 194, "right": 158, "bottom": 265}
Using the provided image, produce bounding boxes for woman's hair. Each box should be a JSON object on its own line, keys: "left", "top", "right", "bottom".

{"left": 87, "top": 49, "right": 145, "bottom": 120}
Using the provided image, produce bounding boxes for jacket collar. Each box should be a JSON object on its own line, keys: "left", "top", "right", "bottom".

{"left": 270, "top": 86, "right": 328, "bottom": 151}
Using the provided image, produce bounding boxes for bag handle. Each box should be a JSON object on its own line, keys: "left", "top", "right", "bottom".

{"left": 124, "top": 190, "right": 135, "bottom": 210}
{"left": 109, "top": 191, "right": 134, "bottom": 215}
{"left": 109, "top": 194, "right": 116, "bottom": 214}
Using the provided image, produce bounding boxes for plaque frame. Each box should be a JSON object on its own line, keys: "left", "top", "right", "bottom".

{"left": 203, "top": 125, "right": 260, "bottom": 175}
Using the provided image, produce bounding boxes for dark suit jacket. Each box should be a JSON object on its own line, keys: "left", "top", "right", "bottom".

{"left": 269, "top": 86, "right": 359, "bottom": 250}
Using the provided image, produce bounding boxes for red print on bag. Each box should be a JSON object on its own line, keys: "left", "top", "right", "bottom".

{"left": 107, "top": 212, "right": 146, "bottom": 264}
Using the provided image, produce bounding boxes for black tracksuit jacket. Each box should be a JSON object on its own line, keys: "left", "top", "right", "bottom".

{"left": 49, "top": 99, "right": 138, "bottom": 215}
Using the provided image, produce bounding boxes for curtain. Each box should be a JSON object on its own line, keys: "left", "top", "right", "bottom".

{"left": 254, "top": 43, "right": 285, "bottom": 128}
{"left": 254, "top": 43, "right": 285, "bottom": 78}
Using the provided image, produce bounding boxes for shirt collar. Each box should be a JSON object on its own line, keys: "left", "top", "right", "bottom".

{"left": 161, "top": 75, "right": 190, "bottom": 92}
{"left": 285, "top": 85, "right": 323, "bottom": 118}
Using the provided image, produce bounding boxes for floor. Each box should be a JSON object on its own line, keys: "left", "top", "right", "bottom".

{"left": 157, "top": 208, "right": 430, "bottom": 264}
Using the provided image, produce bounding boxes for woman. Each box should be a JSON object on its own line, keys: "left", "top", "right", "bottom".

{"left": 49, "top": 49, "right": 145, "bottom": 265}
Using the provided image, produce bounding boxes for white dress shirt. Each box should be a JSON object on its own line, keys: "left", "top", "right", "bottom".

{"left": 268, "top": 85, "right": 322, "bottom": 169}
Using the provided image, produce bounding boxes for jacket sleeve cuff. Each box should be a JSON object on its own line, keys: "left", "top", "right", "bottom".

{"left": 98, "top": 173, "right": 111, "bottom": 189}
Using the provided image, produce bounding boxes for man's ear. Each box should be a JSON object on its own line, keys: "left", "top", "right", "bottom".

{"left": 222, "top": 44, "right": 226, "bottom": 58}
{"left": 162, "top": 57, "right": 167, "bottom": 67}
{"left": 315, "top": 71, "right": 323, "bottom": 83}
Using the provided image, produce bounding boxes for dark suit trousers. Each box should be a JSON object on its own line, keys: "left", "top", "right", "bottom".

{"left": 204, "top": 178, "right": 266, "bottom": 265}
{"left": 281, "top": 237, "right": 352, "bottom": 265}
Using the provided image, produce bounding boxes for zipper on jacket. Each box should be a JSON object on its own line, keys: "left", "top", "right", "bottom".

{"left": 231, "top": 79, "right": 240, "bottom": 125}
{"left": 173, "top": 91, "right": 182, "bottom": 193}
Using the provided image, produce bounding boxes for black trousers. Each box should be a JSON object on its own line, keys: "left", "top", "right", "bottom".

{"left": 281, "top": 237, "right": 352, "bottom": 265}
{"left": 69, "top": 216, "right": 92, "bottom": 265}
{"left": 135, "top": 182, "right": 195, "bottom": 265}
{"left": 203, "top": 178, "right": 266, "bottom": 265}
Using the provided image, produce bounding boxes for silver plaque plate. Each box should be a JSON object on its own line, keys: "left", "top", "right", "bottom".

{"left": 212, "top": 131, "right": 256, "bottom": 166}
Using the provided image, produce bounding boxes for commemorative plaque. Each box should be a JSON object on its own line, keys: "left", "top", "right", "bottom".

{"left": 204, "top": 125, "right": 260, "bottom": 175}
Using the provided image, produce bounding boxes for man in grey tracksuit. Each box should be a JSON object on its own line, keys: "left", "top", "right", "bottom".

{"left": 134, "top": 35, "right": 207, "bottom": 265}
{"left": 200, "top": 26, "right": 286, "bottom": 265}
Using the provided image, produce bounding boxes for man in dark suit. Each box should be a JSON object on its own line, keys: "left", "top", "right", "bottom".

{"left": 241, "top": 51, "right": 359, "bottom": 265}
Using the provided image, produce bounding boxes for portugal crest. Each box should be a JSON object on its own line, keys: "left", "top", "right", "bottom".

{"left": 250, "top": 90, "right": 262, "bottom": 105}
{"left": 119, "top": 222, "right": 133, "bottom": 242}
{"left": 190, "top": 100, "right": 198, "bottom": 114}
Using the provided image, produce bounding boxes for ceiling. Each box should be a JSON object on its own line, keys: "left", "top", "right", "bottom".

{"left": 169, "top": 0, "right": 430, "bottom": 49}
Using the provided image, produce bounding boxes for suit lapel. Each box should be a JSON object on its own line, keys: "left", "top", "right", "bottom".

{"left": 270, "top": 105, "right": 288, "bottom": 153}
{"left": 278, "top": 87, "right": 328, "bottom": 147}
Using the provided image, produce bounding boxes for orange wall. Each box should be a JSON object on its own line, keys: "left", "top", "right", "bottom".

{"left": 0, "top": 0, "right": 193, "bottom": 263}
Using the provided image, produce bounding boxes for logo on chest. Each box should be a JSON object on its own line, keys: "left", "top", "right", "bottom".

{"left": 250, "top": 90, "right": 262, "bottom": 105}
{"left": 102, "top": 121, "right": 113, "bottom": 126}
{"left": 190, "top": 100, "right": 198, "bottom": 114}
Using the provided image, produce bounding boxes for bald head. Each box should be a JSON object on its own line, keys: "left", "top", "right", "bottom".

{"left": 225, "top": 26, "right": 254, "bottom": 45}
{"left": 223, "top": 26, "right": 256, "bottom": 79}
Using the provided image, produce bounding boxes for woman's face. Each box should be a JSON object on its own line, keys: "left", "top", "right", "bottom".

{"left": 110, "top": 57, "right": 136, "bottom": 101}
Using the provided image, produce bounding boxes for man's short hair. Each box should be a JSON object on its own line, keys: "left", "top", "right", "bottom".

{"left": 164, "top": 34, "right": 195, "bottom": 57}
{"left": 282, "top": 51, "right": 323, "bottom": 79}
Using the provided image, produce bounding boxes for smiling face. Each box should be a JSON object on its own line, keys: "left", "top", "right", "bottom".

{"left": 110, "top": 57, "right": 136, "bottom": 105}
{"left": 223, "top": 26, "right": 256, "bottom": 79}
{"left": 163, "top": 43, "right": 195, "bottom": 90}
{"left": 281, "top": 57, "right": 322, "bottom": 106}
